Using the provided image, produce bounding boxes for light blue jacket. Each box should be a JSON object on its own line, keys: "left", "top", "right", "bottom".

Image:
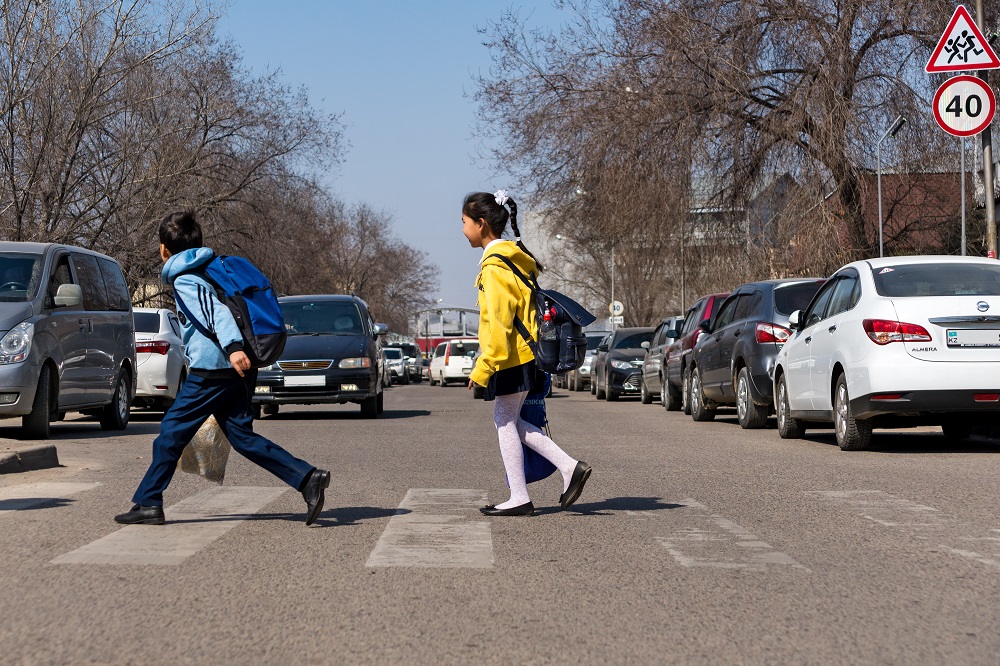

{"left": 163, "top": 248, "right": 243, "bottom": 371}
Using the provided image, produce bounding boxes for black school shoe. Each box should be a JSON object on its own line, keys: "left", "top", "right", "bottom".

{"left": 559, "top": 462, "right": 592, "bottom": 510}
{"left": 480, "top": 501, "right": 534, "bottom": 516}
{"left": 302, "top": 469, "right": 331, "bottom": 526}
{"left": 114, "top": 504, "right": 165, "bottom": 525}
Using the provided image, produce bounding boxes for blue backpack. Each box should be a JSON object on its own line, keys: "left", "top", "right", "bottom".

{"left": 174, "top": 255, "right": 287, "bottom": 368}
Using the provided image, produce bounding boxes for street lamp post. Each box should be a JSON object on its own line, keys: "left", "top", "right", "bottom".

{"left": 877, "top": 115, "right": 907, "bottom": 258}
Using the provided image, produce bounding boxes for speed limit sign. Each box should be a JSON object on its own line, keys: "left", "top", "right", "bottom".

{"left": 933, "top": 75, "right": 996, "bottom": 137}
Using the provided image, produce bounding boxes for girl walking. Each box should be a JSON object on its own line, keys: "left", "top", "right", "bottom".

{"left": 463, "top": 191, "right": 592, "bottom": 516}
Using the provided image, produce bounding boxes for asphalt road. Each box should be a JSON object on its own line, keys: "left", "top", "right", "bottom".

{"left": 2, "top": 381, "right": 1000, "bottom": 664}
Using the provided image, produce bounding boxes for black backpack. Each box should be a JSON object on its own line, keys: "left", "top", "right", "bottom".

{"left": 487, "top": 254, "right": 596, "bottom": 373}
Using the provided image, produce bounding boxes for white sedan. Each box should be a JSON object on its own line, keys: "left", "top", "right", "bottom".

{"left": 773, "top": 256, "right": 1000, "bottom": 450}
{"left": 132, "top": 307, "right": 188, "bottom": 410}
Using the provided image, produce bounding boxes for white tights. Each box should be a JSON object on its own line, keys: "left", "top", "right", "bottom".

{"left": 492, "top": 390, "right": 578, "bottom": 510}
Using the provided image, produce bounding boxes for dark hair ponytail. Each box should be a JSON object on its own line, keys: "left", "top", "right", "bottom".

{"left": 462, "top": 191, "right": 544, "bottom": 272}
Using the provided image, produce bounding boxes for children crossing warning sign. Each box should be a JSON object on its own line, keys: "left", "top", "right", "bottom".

{"left": 926, "top": 5, "right": 1000, "bottom": 73}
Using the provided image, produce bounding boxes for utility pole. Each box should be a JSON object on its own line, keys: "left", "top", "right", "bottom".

{"left": 977, "top": 0, "right": 998, "bottom": 258}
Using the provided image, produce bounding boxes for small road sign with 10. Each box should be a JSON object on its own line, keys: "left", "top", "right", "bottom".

{"left": 933, "top": 75, "right": 996, "bottom": 137}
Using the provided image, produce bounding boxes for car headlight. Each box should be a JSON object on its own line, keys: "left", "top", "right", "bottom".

{"left": 0, "top": 322, "right": 33, "bottom": 364}
{"left": 339, "top": 357, "right": 372, "bottom": 369}
{"left": 610, "top": 360, "right": 632, "bottom": 370}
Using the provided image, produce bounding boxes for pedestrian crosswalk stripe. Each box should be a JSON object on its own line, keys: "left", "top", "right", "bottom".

{"left": 366, "top": 489, "right": 493, "bottom": 569}
{"left": 809, "top": 490, "right": 1000, "bottom": 571}
{"left": 50, "top": 486, "right": 287, "bottom": 566}
{"left": 657, "top": 499, "right": 810, "bottom": 572}
{"left": 0, "top": 482, "right": 102, "bottom": 514}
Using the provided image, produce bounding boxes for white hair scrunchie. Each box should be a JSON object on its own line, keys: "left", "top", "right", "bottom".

{"left": 494, "top": 189, "right": 509, "bottom": 207}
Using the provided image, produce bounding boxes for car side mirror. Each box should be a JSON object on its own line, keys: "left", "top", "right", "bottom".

{"left": 640, "top": 341, "right": 650, "bottom": 349}
{"left": 54, "top": 284, "right": 83, "bottom": 307}
{"left": 666, "top": 329, "right": 679, "bottom": 339}
{"left": 597, "top": 344, "right": 608, "bottom": 352}
{"left": 698, "top": 318, "right": 712, "bottom": 333}
{"left": 373, "top": 323, "right": 388, "bottom": 336}
{"left": 788, "top": 310, "right": 802, "bottom": 331}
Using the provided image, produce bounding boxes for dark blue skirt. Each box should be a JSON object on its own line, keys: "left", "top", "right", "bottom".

{"left": 482, "top": 361, "right": 539, "bottom": 401}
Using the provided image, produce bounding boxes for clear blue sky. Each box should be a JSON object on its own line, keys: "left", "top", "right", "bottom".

{"left": 217, "top": 1, "right": 569, "bottom": 308}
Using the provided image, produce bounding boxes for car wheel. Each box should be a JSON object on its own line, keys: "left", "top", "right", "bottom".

{"left": 253, "top": 404, "right": 262, "bottom": 420}
{"left": 605, "top": 387, "right": 618, "bottom": 401}
{"left": 596, "top": 374, "right": 606, "bottom": 400}
{"left": 360, "top": 394, "right": 379, "bottom": 418}
{"left": 690, "top": 368, "right": 715, "bottom": 422}
{"left": 663, "top": 376, "right": 682, "bottom": 412}
{"left": 775, "top": 374, "right": 805, "bottom": 439}
{"left": 682, "top": 367, "right": 692, "bottom": 415}
{"left": 22, "top": 366, "right": 54, "bottom": 440}
{"left": 439, "top": 372, "right": 448, "bottom": 387}
{"left": 591, "top": 377, "right": 597, "bottom": 395}
{"left": 99, "top": 369, "right": 131, "bottom": 431}
{"left": 263, "top": 404, "right": 279, "bottom": 416}
{"left": 736, "top": 368, "right": 769, "bottom": 429}
{"left": 834, "top": 373, "right": 871, "bottom": 451}
{"left": 377, "top": 390, "right": 384, "bottom": 414}
{"left": 401, "top": 373, "right": 410, "bottom": 385}
{"left": 640, "top": 377, "right": 652, "bottom": 404}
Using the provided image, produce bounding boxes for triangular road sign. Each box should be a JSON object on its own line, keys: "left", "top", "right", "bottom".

{"left": 926, "top": 5, "right": 1000, "bottom": 72}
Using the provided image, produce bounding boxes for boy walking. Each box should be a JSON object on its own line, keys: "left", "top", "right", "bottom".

{"left": 115, "top": 211, "right": 330, "bottom": 526}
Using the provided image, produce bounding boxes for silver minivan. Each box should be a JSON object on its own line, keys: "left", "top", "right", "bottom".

{"left": 0, "top": 242, "right": 136, "bottom": 438}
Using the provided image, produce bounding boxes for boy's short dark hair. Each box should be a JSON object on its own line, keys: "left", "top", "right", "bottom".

{"left": 158, "top": 210, "right": 203, "bottom": 255}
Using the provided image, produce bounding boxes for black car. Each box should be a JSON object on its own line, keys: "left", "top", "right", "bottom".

{"left": 640, "top": 315, "right": 684, "bottom": 405}
{"left": 688, "top": 278, "right": 824, "bottom": 427}
{"left": 593, "top": 327, "right": 655, "bottom": 401}
{"left": 252, "top": 295, "right": 388, "bottom": 418}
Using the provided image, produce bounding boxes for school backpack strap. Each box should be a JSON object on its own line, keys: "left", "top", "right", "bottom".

{"left": 485, "top": 253, "right": 539, "bottom": 348}
{"left": 174, "top": 288, "right": 216, "bottom": 343}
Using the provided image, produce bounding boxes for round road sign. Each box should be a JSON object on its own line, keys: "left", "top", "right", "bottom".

{"left": 610, "top": 300, "right": 624, "bottom": 316}
{"left": 933, "top": 75, "right": 996, "bottom": 137}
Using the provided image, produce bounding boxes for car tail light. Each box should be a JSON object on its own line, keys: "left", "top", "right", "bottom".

{"left": 756, "top": 322, "right": 791, "bottom": 344}
{"left": 974, "top": 393, "right": 1000, "bottom": 402}
{"left": 444, "top": 345, "right": 450, "bottom": 366}
{"left": 136, "top": 341, "right": 170, "bottom": 355}
{"left": 871, "top": 393, "right": 904, "bottom": 401}
{"left": 692, "top": 329, "right": 704, "bottom": 346}
{"left": 862, "top": 319, "right": 932, "bottom": 345}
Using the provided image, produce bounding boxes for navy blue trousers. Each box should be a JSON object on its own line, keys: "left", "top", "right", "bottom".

{"left": 132, "top": 371, "right": 314, "bottom": 506}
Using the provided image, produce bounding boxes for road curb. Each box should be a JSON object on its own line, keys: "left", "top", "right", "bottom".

{"left": 0, "top": 444, "right": 60, "bottom": 474}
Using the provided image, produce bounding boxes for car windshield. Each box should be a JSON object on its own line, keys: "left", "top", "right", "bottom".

{"left": 280, "top": 301, "right": 366, "bottom": 335}
{"left": 586, "top": 335, "right": 606, "bottom": 351}
{"left": 383, "top": 349, "right": 402, "bottom": 359}
{"left": 872, "top": 263, "right": 1000, "bottom": 297}
{"left": 449, "top": 341, "right": 479, "bottom": 357}
{"left": 133, "top": 313, "right": 161, "bottom": 333}
{"left": 774, "top": 281, "right": 825, "bottom": 315}
{"left": 0, "top": 253, "right": 43, "bottom": 303}
{"left": 614, "top": 332, "right": 653, "bottom": 349}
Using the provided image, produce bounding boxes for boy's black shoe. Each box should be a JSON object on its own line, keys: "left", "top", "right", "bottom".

{"left": 114, "top": 504, "right": 165, "bottom": 525}
{"left": 302, "top": 469, "right": 331, "bottom": 526}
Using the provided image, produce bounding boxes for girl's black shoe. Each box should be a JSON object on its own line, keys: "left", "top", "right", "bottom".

{"left": 559, "top": 461, "right": 592, "bottom": 510}
{"left": 480, "top": 501, "right": 534, "bottom": 516}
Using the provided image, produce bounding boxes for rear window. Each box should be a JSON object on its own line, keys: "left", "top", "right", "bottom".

{"left": 133, "top": 313, "right": 161, "bottom": 333}
{"left": 774, "top": 281, "right": 825, "bottom": 315}
{"left": 872, "top": 263, "right": 1000, "bottom": 297}
{"left": 449, "top": 341, "right": 479, "bottom": 357}
{"left": 614, "top": 332, "right": 653, "bottom": 349}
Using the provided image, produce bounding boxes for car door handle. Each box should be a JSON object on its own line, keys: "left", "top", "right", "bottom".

{"left": 79, "top": 318, "right": 89, "bottom": 333}
{"left": 805, "top": 336, "right": 812, "bottom": 343}
{"left": 828, "top": 325, "right": 837, "bottom": 333}
{"left": 732, "top": 330, "right": 741, "bottom": 336}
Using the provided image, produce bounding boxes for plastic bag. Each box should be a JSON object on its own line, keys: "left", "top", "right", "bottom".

{"left": 177, "top": 415, "right": 231, "bottom": 484}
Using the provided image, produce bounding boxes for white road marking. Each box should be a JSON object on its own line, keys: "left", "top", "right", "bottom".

{"left": 656, "top": 499, "right": 809, "bottom": 572}
{"left": 0, "top": 482, "right": 102, "bottom": 513}
{"left": 809, "top": 490, "right": 1000, "bottom": 571}
{"left": 51, "top": 486, "right": 286, "bottom": 566}
{"left": 366, "top": 489, "right": 493, "bottom": 569}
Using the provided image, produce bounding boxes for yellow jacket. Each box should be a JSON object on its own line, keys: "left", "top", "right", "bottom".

{"left": 469, "top": 241, "right": 538, "bottom": 387}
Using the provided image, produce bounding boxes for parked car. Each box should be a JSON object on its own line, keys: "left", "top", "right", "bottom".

{"left": 592, "top": 327, "right": 655, "bottom": 401}
{"left": 378, "top": 349, "right": 393, "bottom": 388}
{"left": 566, "top": 330, "right": 611, "bottom": 392}
{"left": 132, "top": 307, "right": 187, "bottom": 411}
{"left": 382, "top": 347, "right": 409, "bottom": 385}
{"left": 384, "top": 342, "right": 423, "bottom": 382}
{"left": 0, "top": 242, "right": 136, "bottom": 438}
{"left": 253, "top": 295, "right": 388, "bottom": 418}
{"left": 687, "top": 278, "right": 825, "bottom": 427}
{"left": 429, "top": 338, "right": 480, "bottom": 386}
{"left": 590, "top": 333, "right": 612, "bottom": 395}
{"left": 774, "top": 256, "right": 1000, "bottom": 450}
{"left": 639, "top": 315, "right": 684, "bottom": 404}
{"left": 663, "top": 293, "right": 729, "bottom": 414}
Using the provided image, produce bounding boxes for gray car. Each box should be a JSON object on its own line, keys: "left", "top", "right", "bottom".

{"left": 0, "top": 242, "right": 136, "bottom": 438}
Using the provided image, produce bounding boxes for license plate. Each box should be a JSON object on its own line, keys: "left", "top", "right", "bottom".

{"left": 283, "top": 375, "right": 326, "bottom": 387}
{"left": 462, "top": 368, "right": 471, "bottom": 374}
{"left": 947, "top": 329, "right": 1000, "bottom": 348}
